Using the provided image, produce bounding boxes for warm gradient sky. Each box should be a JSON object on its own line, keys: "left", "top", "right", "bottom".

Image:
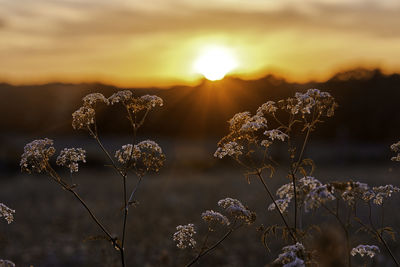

{"left": 1, "top": 0, "right": 400, "bottom": 86}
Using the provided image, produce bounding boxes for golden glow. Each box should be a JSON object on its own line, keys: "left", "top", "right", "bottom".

{"left": 193, "top": 46, "right": 238, "bottom": 81}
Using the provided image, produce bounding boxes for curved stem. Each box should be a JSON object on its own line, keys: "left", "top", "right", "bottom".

{"left": 256, "top": 171, "right": 297, "bottom": 242}
{"left": 185, "top": 229, "right": 234, "bottom": 267}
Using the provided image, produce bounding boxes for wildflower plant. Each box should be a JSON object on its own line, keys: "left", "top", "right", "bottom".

{"left": 203, "top": 89, "right": 400, "bottom": 266}
{"left": 20, "top": 90, "right": 165, "bottom": 267}
{"left": 1, "top": 203, "right": 15, "bottom": 267}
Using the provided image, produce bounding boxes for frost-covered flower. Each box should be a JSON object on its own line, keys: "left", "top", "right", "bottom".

{"left": 372, "top": 185, "right": 400, "bottom": 205}
{"left": 268, "top": 198, "right": 290, "bottom": 213}
{"left": 240, "top": 114, "right": 267, "bottom": 132}
{"left": 130, "top": 140, "right": 166, "bottom": 174}
{"left": 72, "top": 106, "right": 95, "bottom": 130}
{"left": 217, "top": 198, "right": 255, "bottom": 224}
{"left": 304, "top": 184, "right": 335, "bottom": 212}
{"left": 351, "top": 245, "right": 380, "bottom": 258}
{"left": 140, "top": 95, "right": 163, "bottom": 108}
{"left": 20, "top": 138, "right": 55, "bottom": 174}
{"left": 264, "top": 129, "right": 288, "bottom": 141}
{"left": 108, "top": 90, "right": 133, "bottom": 105}
{"left": 0, "top": 260, "right": 15, "bottom": 267}
{"left": 115, "top": 144, "right": 141, "bottom": 165}
{"left": 273, "top": 242, "right": 306, "bottom": 267}
{"left": 390, "top": 141, "right": 400, "bottom": 161}
{"left": 257, "top": 101, "right": 277, "bottom": 115}
{"left": 214, "top": 141, "right": 243, "bottom": 159}
{"left": 0, "top": 203, "right": 15, "bottom": 224}
{"left": 82, "top": 93, "right": 109, "bottom": 106}
{"left": 201, "top": 210, "right": 230, "bottom": 226}
{"left": 269, "top": 177, "right": 334, "bottom": 213}
{"left": 173, "top": 224, "right": 196, "bottom": 249}
{"left": 56, "top": 148, "right": 86, "bottom": 173}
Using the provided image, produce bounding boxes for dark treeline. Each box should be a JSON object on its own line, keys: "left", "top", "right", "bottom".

{"left": 1, "top": 68, "right": 400, "bottom": 142}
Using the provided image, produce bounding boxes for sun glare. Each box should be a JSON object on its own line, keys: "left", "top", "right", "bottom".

{"left": 194, "top": 46, "right": 238, "bottom": 81}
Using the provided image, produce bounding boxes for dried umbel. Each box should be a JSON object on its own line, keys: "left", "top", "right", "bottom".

{"left": 273, "top": 242, "right": 307, "bottom": 267}
{"left": 109, "top": 90, "right": 163, "bottom": 113}
{"left": 56, "top": 148, "right": 87, "bottom": 173}
{"left": 201, "top": 210, "right": 230, "bottom": 226}
{"left": 82, "top": 93, "right": 109, "bottom": 106}
{"left": 213, "top": 141, "right": 243, "bottom": 159}
{"left": 0, "top": 203, "right": 15, "bottom": 224}
{"left": 372, "top": 185, "right": 400, "bottom": 205}
{"left": 173, "top": 224, "right": 197, "bottom": 249}
{"left": 20, "top": 138, "right": 55, "bottom": 174}
{"left": 0, "top": 260, "right": 15, "bottom": 267}
{"left": 351, "top": 245, "right": 380, "bottom": 258}
{"left": 390, "top": 141, "right": 400, "bottom": 161}
{"left": 217, "top": 198, "right": 256, "bottom": 224}
{"left": 269, "top": 176, "right": 335, "bottom": 213}
{"left": 264, "top": 129, "right": 288, "bottom": 141}
{"left": 115, "top": 144, "right": 141, "bottom": 165}
{"left": 72, "top": 106, "right": 96, "bottom": 130}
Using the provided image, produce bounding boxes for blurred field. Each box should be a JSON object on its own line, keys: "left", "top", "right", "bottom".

{"left": 1, "top": 141, "right": 400, "bottom": 267}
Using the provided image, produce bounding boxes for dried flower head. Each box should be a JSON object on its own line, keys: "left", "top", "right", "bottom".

{"left": 264, "top": 129, "right": 288, "bottom": 141}
{"left": 217, "top": 198, "right": 256, "bottom": 224}
{"left": 116, "top": 141, "right": 165, "bottom": 174}
{"left": 72, "top": 106, "right": 95, "bottom": 130}
{"left": 115, "top": 144, "right": 141, "bottom": 165}
{"left": 20, "top": 138, "right": 55, "bottom": 174}
{"left": 390, "top": 141, "right": 400, "bottom": 161}
{"left": 0, "top": 203, "right": 15, "bottom": 224}
{"left": 201, "top": 210, "right": 230, "bottom": 226}
{"left": 256, "top": 101, "right": 277, "bottom": 115}
{"left": 339, "top": 181, "right": 371, "bottom": 205}
{"left": 351, "top": 245, "right": 380, "bottom": 258}
{"left": 240, "top": 114, "right": 267, "bottom": 132}
{"left": 372, "top": 185, "right": 400, "bottom": 205}
{"left": 214, "top": 141, "right": 243, "bottom": 159}
{"left": 108, "top": 90, "right": 133, "bottom": 105}
{"left": 273, "top": 242, "right": 306, "bottom": 267}
{"left": 268, "top": 198, "right": 290, "bottom": 213}
{"left": 82, "top": 93, "right": 109, "bottom": 106}
{"left": 0, "top": 260, "right": 15, "bottom": 267}
{"left": 173, "top": 224, "right": 197, "bottom": 249}
{"left": 56, "top": 148, "right": 86, "bottom": 173}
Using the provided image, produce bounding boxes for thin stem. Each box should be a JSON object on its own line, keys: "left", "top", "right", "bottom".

{"left": 367, "top": 202, "right": 399, "bottom": 266}
{"left": 127, "top": 176, "right": 143, "bottom": 207}
{"left": 321, "top": 202, "right": 351, "bottom": 267}
{"left": 46, "top": 166, "right": 122, "bottom": 252}
{"left": 256, "top": 171, "right": 297, "bottom": 242}
{"left": 185, "top": 229, "right": 234, "bottom": 267}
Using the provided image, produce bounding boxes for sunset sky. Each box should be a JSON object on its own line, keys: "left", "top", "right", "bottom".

{"left": 1, "top": 0, "right": 400, "bottom": 86}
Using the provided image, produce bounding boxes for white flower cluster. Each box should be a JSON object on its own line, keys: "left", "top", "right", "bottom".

{"left": 264, "top": 129, "right": 288, "bottom": 141}
{"left": 201, "top": 210, "right": 230, "bottom": 226}
{"left": 214, "top": 141, "right": 243, "bottom": 159}
{"left": 73, "top": 93, "right": 108, "bottom": 130}
{"left": 0, "top": 203, "right": 15, "bottom": 224}
{"left": 56, "top": 148, "right": 86, "bottom": 173}
{"left": 372, "top": 185, "right": 400, "bottom": 205}
{"left": 115, "top": 144, "right": 141, "bottom": 164}
{"left": 109, "top": 90, "right": 163, "bottom": 113}
{"left": 256, "top": 101, "right": 277, "bottom": 115}
{"left": 279, "top": 89, "right": 337, "bottom": 117}
{"left": 217, "top": 197, "right": 255, "bottom": 224}
{"left": 351, "top": 244, "right": 380, "bottom": 258}
{"left": 390, "top": 141, "right": 400, "bottom": 161}
{"left": 269, "top": 177, "right": 335, "bottom": 213}
{"left": 108, "top": 90, "right": 133, "bottom": 104}
{"left": 273, "top": 242, "right": 306, "bottom": 267}
{"left": 115, "top": 140, "right": 165, "bottom": 173}
{"left": 0, "top": 260, "right": 15, "bottom": 267}
{"left": 20, "top": 138, "right": 55, "bottom": 174}
{"left": 72, "top": 105, "right": 96, "bottom": 130}
{"left": 240, "top": 114, "right": 267, "bottom": 132}
{"left": 82, "top": 93, "right": 109, "bottom": 106}
{"left": 173, "top": 224, "right": 197, "bottom": 249}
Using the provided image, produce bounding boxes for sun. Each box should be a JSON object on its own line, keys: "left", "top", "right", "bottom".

{"left": 194, "top": 46, "right": 238, "bottom": 81}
